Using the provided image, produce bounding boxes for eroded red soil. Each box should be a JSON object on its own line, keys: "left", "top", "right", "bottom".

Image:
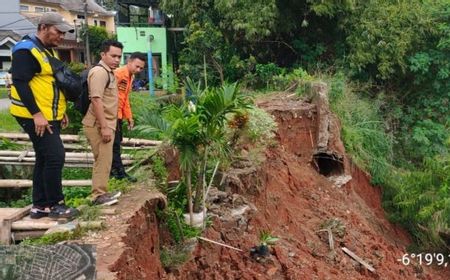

{"left": 165, "top": 94, "right": 450, "bottom": 280}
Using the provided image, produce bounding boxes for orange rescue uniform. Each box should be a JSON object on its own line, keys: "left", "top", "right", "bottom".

{"left": 114, "top": 66, "right": 133, "bottom": 120}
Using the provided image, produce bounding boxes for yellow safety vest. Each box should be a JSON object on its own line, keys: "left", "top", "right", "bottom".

{"left": 9, "top": 38, "right": 66, "bottom": 120}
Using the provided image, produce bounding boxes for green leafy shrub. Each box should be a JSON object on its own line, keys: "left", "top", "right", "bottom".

{"left": 68, "top": 62, "right": 85, "bottom": 74}
{"left": 388, "top": 154, "right": 450, "bottom": 251}
{"left": 253, "top": 63, "right": 284, "bottom": 89}
{"left": 157, "top": 203, "right": 200, "bottom": 244}
{"left": 155, "top": 65, "right": 180, "bottom": 93}
{"left": 152, "top": 155, "right": 168, "bottom": 190}
{"left": 137, "top": 80, "right": 251, "bottom": 222}
{"left": 64, "top": 102, "right": 83, "bottom": 134}
{"left": 127, "top": 92, "right": 161, "bottom": 139}
{"left": 63, "top": 187, "right": 91, "bottom": 208}
{"left": 227, "top": 107, "right": 277, "bottom": 152}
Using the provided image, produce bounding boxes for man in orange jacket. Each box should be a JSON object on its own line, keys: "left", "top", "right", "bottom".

{"left": 111, "top": 52, "right": 146, "bottom": 182}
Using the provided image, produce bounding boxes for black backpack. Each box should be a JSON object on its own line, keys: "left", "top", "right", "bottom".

{"left": 27, "top": 35, "right": 82, "bottom": 102}
{"left": 75, "top": 64, "right": 110, "bottom": 115}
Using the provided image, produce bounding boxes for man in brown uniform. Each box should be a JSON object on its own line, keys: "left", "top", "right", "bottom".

{"left": 82, "top": 40, "right": 123, "bottom": 206}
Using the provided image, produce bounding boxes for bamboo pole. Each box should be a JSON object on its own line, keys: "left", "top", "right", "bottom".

{"left": 0, "top": 162, "right": 94, "bottom": 168}
{"left": 122, "top": 138, "right": 161, "bottom": 146}
{"left": 0, "top": 156, "right": 131, "bottom": 163}
{"left": 0, "top": 151, "right": 131, "bottom": 159}
{"left": 17, "top": 142, "right": 155, "bottom": 151}
{"left": 11, "top": 220, "right": 104, "bottom": 231}
{"left": 0, "top": 179, "right": 92, "bottom": 188}
{"left": 0, "top": 159, "right": 134, "bottom": 167}
{"left": 12, "top": 220, "right": 58, "bottom": 230}
{"left": 0, "top": 133, "right": 161, "bottom": 146}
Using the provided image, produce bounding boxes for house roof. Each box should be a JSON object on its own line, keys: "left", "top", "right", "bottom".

{"left": 0, "top": 31, "right": 21, "bottom": 43}
{"left": 22, "top": 0, "right": 60, "bottom": 7}
{"left": 61, "top": 0, "right": 115, "bottom": 17}
{"left": 117, "top": 0, "right": 158, "bottom": 7}
{"left": 0, "top": 0, "right": 114, "bottom": 42}
{"left": 22, "top": 0, "right": 115, "bottom": 17}
{"left": 0, "top": 13, "right": 36, "bottom": 37}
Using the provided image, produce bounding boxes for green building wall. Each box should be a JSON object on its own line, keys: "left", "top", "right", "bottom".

{"left": 117, "top": 26, "right": 168, "bottom": 89}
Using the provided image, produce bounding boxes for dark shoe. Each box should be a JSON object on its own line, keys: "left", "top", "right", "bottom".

{"left": 110, "top": 168, "right": 120, "bottom": 178}
{"left": 30, "top": 206, "right": 50, "bottom": 219}
{"left": 111, "top": 169, "right": 137, "bottom": 183}
{"left": 93, "top": 193, "right": 118, "bottom": 206}
{"left": 122, "top": 172, "right": 137, "bottom": 183}
{"left": 48, "top": 204, "right": 79, "bottom": 220}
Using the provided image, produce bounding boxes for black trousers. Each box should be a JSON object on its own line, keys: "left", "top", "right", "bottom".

{"left": 112, "top": 119, "right": 124, "bottom": 172}
{"left": 16, "top": 117, "right": 65, "bottom": 207}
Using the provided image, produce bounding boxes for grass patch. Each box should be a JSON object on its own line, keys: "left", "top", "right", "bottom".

{"left": 0, "top": 87, "right": 8, "bottom": 99}
{"left": 63, "top": 187, "right": 91, "bottom": 208}
{"left": 326, "top": 74, "right": 393, "bottom": 185}
{"left": 152, "top": 155, "right": 168, "bottom": 190}
{"left": 108, "top": 177, "right": 133, "bottom": 194}
{"left": 78, "top": 205, "right": 101, "bottom": 221}
{"left": 160, "top": 245, "right": 189, "bottom": 271}
{"left": 0, "top": 138, "right": 23, "bottom": 150}
{"left": 0, "top": 109, "right": 21, "bottom": 132}
{"left": 21, "top": 226, "right": 84, "bottom": 245}
{"left": 62, "top": 168, "right": 92, "bottom": 180}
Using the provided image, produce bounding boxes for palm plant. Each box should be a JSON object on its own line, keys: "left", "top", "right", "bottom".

{"left": 136, "top": 79, "right": 250, "bottom": 226}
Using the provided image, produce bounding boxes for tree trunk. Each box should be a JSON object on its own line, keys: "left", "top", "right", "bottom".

{"left": 211, "top": 56, "right": 224, "bottom": 85}
{"left": 193, "top": 148, "right": 208, "bottom": 212}
{"left": 186, "top": 163, "right": 194, "bottom": 226}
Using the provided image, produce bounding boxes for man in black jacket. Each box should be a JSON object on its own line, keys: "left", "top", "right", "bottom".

{"left": 9, "top": 13, "right": 79, "bottom": 219}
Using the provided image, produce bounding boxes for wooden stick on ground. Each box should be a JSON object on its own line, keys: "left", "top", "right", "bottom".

{"left": 198, "top": 236, "right": 244, "bottom": 252}
{"left": 317, "top": 228, "right": 334, "bottom": 251}
{"left": 308, "top": 128, "right": 315, "bottom": 148}
{"left": 341, "top": 247, "right": 376, "bottom": 273}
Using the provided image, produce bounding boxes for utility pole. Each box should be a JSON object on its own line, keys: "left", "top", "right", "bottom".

{"left": 148, "top": 34, "right": 154, "bottom": 96}
{"left": 84, "top": 0, "right": 91, "bottom": 66}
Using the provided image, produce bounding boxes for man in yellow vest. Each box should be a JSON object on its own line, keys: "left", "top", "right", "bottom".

{"left": 9, "top": 13, "right": 79, "bottom": 219}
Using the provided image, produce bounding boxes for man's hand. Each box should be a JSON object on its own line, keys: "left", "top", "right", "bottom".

{"left": 32, "top": 112, "right": 52, "bottom": 137}
{"left": 101, "top": 127, "right": 112, "bottom": 143}
{"left": 127, "top": 118, "right": 134, "bottom": 130}
{"left": 61, "top": 113, "right": 69, "bottom": 129}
